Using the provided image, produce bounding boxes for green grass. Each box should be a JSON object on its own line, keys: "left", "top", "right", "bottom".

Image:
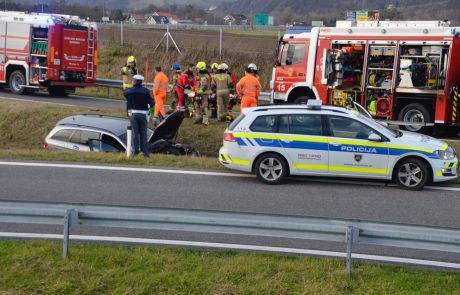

{"left": 1, "top": 240, "right": 460, "bottom": 295}
{"left": 0, "top": 98, "right": 227, "bottom": 158}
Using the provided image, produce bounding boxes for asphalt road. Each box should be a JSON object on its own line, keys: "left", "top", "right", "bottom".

{"left": 1, "top": 161, "right": 460, "bottom": 264}
{"left": 0, "top": 90, "right": 125, "bottom": 110}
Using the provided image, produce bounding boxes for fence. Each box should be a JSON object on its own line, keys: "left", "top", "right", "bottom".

{"left": 1, "top": 200, "right": 460, "bottom": 276}
{"left": 96, "top": 78, "right": 271, "bottom": 102}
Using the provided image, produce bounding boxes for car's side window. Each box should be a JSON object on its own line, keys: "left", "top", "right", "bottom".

{"left": 101, "top": 134, "right": 124, "bottom": 151}
{"left": 277, "top": 115, "right": 289, "bottom": 133}
{"left": 50, "top": 129, "right": 74, "bottom": 141}
{"left": 69, "top": 130, "right": 82, "bottom": 144}
{"left": 69, "top": 130, "right": 100, "bottom": 145}
{"left": 81, "top": 131, "right": 100, "bottom": 145}
{"left": 289, "top": 114, "right": 322, "bottom": 136}
{"left": 327, "top": 116, "right": 375, "bottom": 140}
{"left": 250, "top": 115, "right": 277, "bottom": 132}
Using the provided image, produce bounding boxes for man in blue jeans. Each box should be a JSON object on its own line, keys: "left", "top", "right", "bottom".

{"left": 124, "top": 74, "right": 155, "bottom": 157}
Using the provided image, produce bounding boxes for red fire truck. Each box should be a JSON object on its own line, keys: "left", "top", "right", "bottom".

{"left": 0, "top": 11, "right": 97, "bottom": 96}
{"left": 271, "top": 20, "right": 460, "bottom": 134}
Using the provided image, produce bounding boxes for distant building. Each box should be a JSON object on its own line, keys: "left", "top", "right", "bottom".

{"left": 125, "top": 13, "right": 145, "bottom": 24}
{"left": 224, "top": 14, "right": 248, "bottom": 25}
{"left": 153, "top": 12, "right": 180, "bottom": 25}
{"left": 145, "top": 14, "right": 170, "bottom": 25}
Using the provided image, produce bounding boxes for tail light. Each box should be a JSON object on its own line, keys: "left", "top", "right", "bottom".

{"left": 223, "top": 132, "right": 235, "bottom": 142}
{"left": 42, "top": 142, "right": 49, "bottom": 149}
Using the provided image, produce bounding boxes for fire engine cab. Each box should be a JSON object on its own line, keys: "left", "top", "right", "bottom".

{"left": 271, "top": 20, "right": 460, "bottom": 134}
{"left": 0, "top": 11, "right": 97, "bottom": 96}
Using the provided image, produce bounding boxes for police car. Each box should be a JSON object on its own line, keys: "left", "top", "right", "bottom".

{"left": 219, "top": 101, "right": 458, "bottom": 190}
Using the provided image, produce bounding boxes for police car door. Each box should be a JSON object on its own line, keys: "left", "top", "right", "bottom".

{"left": 326, "top": 115, "right": 389, "bottom": 178}
{"left": 276, "top": 114, "right": 329, "bottom": 175}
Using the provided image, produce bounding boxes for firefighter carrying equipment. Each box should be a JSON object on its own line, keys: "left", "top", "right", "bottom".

{"left": 212, "top": 72, "right": 233, "bottom": 121}
{"left": 122, "top": 63, "right": 138, "bottom": 90}
{"left": 194, "top": 70, "right": 212, "bottom": 124}
{"left": 196, "top": 61, "right": 207, "bottom": 71}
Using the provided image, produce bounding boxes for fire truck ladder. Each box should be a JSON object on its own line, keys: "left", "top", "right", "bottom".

{"left": 86, "top": 28, "right": 95, "bottom": 80}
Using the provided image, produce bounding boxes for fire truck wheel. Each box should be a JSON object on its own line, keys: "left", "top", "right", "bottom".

{"left": 294, "top": 96, "right": 313, "bottom": 104}
{"left": 48, "top": 87, "right": 69, "bottom": 97}
{"left": 9, "top": 70, "right": 26, "bottom": 95}
{"left": 397, "top": 103, "right": 433, "bottom": 134}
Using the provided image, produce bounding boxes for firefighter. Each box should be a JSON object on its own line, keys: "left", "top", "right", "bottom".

{"left": 175, "top": 64, "right": 196, "bottom": 114}
{"left": 208, "top": 63, "right": 219, "bottom": 119}
{"left": 168, "top": 63, "right": 182, "bottom": 114}
{"left": 237, "top": 63, "right": 261, "bottom": 111}
{"left": 212, "top": 64, "right": 234, "bottom": 122}
{"left": 152, "top": 66, "right": 169, "bottom": 125}
{"left": 121, "top": 56, "right": 137, "bottom": 90}
{"left": 221, "top": 63, "right": 238, "bottom": 116}
{"left": 194, "top": 61, "right": 212, "bottom": 125}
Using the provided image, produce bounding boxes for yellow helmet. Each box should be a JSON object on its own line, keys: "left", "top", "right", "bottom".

{"left": 127, "top": 56, "right": 136, "bottom": 63}
{"left": 211, "top": 63, "right": 219, "bottom": 70}
{"left": 196, "top": 61, "right": 207, "bottom": 71}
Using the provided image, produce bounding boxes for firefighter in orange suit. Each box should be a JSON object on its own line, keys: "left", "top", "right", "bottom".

{"left": 152, "top": 66, "right": 169, "bottom": 124}
{"left": 237, "top": 63, "right": 261, "bottom": 111}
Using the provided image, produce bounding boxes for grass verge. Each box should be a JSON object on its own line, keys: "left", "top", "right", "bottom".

{"left": 1, "top": 240, "right": 460, "bottom": 295}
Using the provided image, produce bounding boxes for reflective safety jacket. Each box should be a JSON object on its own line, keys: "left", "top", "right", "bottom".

{"left": 236, "top": 73, "right": 261, "bottom": 99}
{"left": 196, "top": 71, "right": 212, "bottom": 96}
{"left": 153, "top": 72, "right": 169, "bottom": 96}
{"left": 121, "top": 65, "right": 137, "bottom": 90}
{"left": 212, "top": 73, "right": 233, "bottom": 95}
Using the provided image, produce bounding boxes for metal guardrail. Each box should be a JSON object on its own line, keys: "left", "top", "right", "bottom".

{"left": 96, "top": 78, "right": 271, "bottom": 102}
{"left": 1, "top": 200, "right": 460, "bottom": 276}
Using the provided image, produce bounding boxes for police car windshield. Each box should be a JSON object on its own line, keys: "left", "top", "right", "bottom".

{"left": 357, "top": 114, "right": 400, "bottom": 137}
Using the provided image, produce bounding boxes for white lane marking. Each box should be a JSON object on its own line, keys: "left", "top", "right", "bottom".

{"left": 0, "top": 161, "right": 252, "bottom": 178}
{"left": 0, "top": 96, "right": 78, "bottom": 108}
{"left": 1, "top": 232, "right": 459, "bottom": 269}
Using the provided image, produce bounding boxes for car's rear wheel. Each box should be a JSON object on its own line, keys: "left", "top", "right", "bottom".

{"left": 255, "top": 153, "right": 288, "bottom": 184}
{"left": 394, "top": 158, "right": 429, "bottom": 190}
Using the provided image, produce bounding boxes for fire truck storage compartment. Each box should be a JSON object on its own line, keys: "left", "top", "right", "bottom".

{"left": 364, "top": 45, "right": 396, "bottom": 118}
{"left": 327, "top": 42, "right": 365, "bottom": 106}
{"left": 396, "top": 44, "right": 449, "bottom": 90}
{"left": 30, "top": 27, "right": 49, "bottom": 84}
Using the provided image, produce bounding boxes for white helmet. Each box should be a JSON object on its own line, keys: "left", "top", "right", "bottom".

{"left": 221, "top": 63, "right": 229, "bottom": 70}
{"left": 248, "top": 63, "right": 258, "bottom": 71}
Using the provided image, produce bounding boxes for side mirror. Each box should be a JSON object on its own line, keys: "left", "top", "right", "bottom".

{"left": 368, "top": 133, "right": 382, "bottom": 142}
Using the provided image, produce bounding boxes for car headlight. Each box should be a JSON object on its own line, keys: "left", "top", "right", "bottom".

{"left": 434, "top": 146, "right": 456, "bottom": 160}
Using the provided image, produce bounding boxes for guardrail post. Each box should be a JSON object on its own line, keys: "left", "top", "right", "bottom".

{"left": 63, "top": 209, "right": 78, "bottom": 258}
{"left": 345, "top": 226, "right": 359, "bottom": 278}
{"left": 108, "top": 87, "right": 113, "bottom": 97}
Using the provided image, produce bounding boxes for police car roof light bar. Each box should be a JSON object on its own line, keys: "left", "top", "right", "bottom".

{"left": 306, "top": 99, "right": 322, "bottom": 110}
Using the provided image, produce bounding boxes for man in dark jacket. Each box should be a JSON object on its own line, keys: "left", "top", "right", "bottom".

{"left": 124, "top": 74, "right": 155, "bottom": 157}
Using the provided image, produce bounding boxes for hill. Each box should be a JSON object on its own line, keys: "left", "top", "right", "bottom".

{"left": 219, "top": 0, "right": 460, "bottom": 25}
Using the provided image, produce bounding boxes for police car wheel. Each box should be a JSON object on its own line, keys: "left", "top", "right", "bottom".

{"left": 394, "top": 158, "right": 429, "bottom": 190}
{"left": 255, "top": 153, "right": 287, "bottom": 184}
